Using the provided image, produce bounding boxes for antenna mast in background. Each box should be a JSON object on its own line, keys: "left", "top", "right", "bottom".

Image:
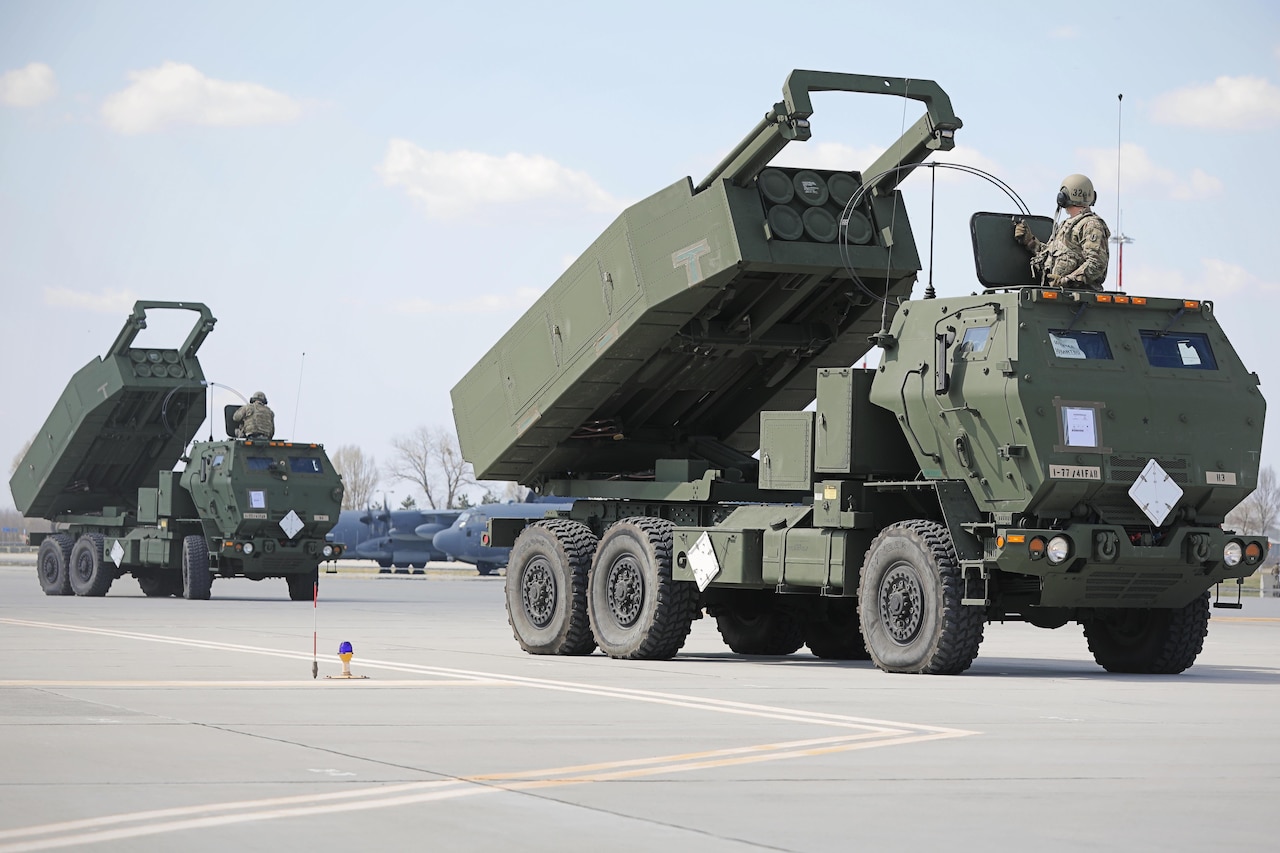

{"left": 1110, "top": 93, "right": 1134, "bottom": 290}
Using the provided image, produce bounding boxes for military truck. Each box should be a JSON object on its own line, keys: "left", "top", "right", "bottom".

{"left": 9, "top": 301, "right": 345, "bottom": 601}
{"left": 450, "top": 71, "right": 1267, "bottom": 674}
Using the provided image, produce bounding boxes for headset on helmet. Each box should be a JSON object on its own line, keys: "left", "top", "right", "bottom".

{"left": 1056, "top": 174, "right": 1097, "bottom": 209}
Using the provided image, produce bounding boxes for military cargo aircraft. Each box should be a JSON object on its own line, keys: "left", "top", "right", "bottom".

{"left": 327, "top": 508, "right": 460, "bottom": 572}
{"left": 427, "top": 499, "right": 574, "bottom": 576}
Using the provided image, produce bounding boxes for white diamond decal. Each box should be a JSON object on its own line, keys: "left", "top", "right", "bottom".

{"left": 110, "top": 539, "right": 125, "bottom": 568}
{"left": 280, "top": 510, "right": 305, "bottom": 540}
{"left": 688, "top": 532, "right": 721, "bottom": 592}
{"left": 1128, "top": 459, "right": 1183, "bottom": 527}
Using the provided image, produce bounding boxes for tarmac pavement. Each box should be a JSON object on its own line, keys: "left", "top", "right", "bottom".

{"left": 1, "top": 563, "right": 1278, "bottom": 852}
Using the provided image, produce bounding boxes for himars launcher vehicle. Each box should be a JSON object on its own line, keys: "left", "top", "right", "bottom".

{"left": 451, "top": 71, "right": 1268, "bottom": 674}
{"left": 9, "top": 301, "right": 345, "bottom": 601}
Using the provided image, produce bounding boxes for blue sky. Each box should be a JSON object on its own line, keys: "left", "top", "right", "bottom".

{"left": 3, "top": 0, "right": 1279, "bottom": 508}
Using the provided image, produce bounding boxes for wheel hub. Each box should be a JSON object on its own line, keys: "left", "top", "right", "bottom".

{"left": 879, "top": 563, "right": 924, "bottom": 644}
{"left": 521, "top": 558, "right": 557, "bottom": 629}
{"left": 606, "top": 556, "right": 643, "bottom": 627}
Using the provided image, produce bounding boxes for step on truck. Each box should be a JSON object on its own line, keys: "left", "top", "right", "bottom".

{"left": 450, "top": 71, "right": 1267, "bottom": 674}
{"left": 9, "top": 301, "right": 345, "bottom": 601}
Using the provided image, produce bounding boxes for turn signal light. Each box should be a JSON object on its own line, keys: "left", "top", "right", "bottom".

{"left": 1245, "top": 542, "right": 1264, "bottom": 565}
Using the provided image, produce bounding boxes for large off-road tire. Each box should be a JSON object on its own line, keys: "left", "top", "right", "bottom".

{"left": 505, "top": 520, "right": 598, "bottom": 655}
{"left": 181, "top": 535, "right": 212, "bottom": 600}
{"left": 1082, "top": 592, "right": 1210, "bottom": 674}
{"left": 710, "top": 589, "right": 805, "bottom": 655}
{"left": 287, "top": 568, "right": 318, "bottom": 602}
{"left": 858, "top": 520, "right": 984, "bottom": 674}
{"left": 588, "top": 517, "right": 698, "bottom": 660}
{"left": 804, "top": 597, "right": 871, "bottom": 660}
{"left": 136, "top": 570, "right": 181, "bottom": 598}
{"left": 69, "top": 533, "right": 114, "bottom": 597}
{"left": 37, "top": 534, "right": 74, "bottom": 596}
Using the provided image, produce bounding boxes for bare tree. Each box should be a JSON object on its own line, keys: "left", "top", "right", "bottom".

{"left": 1226, "top": 466, "right": 1280, "bottom": 537}
{"left": 330, "top": 445, "right": 379, "bottom": 510}
{"left": 10, "top": 437, "right": 32, "bottom": 477}
{"left": 387, "top": 425, "right": 476, "bottom": 509}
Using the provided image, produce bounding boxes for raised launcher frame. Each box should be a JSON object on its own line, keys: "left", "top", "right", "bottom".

{"left": 11, "top": 301, "right": 215, "bottom": 520}
{"left": 452, "top": 71, "right": 960, "bottom": 488}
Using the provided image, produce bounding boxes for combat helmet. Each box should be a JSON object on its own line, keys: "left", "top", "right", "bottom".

{"left": 251, "top": 391, "right": 268, "bottom": 404}
{"left": 1057, "top": 174, "right": 1097, "bottom": 209}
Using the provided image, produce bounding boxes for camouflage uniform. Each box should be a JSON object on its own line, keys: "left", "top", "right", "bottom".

{"left": 1021, "top": 209, "right": 1111, "bottom": 291}
{"left": 233, "top": 401, "right": 276, "bottom": 439}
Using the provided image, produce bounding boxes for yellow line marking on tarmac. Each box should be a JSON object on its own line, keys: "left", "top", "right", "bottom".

{"left": 1213, "top": 616, "right": 1280, "bottom": 623}
{"left": 0, "top": 730, "right": 970, "bottom": 852}
{"left": 0, "top": 616, "right": 978, "bottom": 851}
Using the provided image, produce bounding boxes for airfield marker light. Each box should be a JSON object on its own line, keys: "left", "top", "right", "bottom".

{"left": 1028, "top": 536, "right": 1047, "bottom": 560}
{"left": 1047, "top": 536, "right": 1072, "bottom": 565}
{"left": 1244, "top": 542, "right": 1263, "bottom": 565}
{"left": 1223, "top": 541, "right": 1243, "bottom": 567}
{"left": 326, "top": 640, "right": 369, "bottom": 680}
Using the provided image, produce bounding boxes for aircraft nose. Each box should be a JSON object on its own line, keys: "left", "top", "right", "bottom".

{"left": 433, "top": 528, "right": 462, "bottom": 557}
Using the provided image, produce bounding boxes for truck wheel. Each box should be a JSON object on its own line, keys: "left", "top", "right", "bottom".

{"left": 710, "top": 590, "right": 805, "bottom": 655}
{"left": 37, "top": 534, "right": 74, "bottom": 596}
{"left": 69, "top": 533, "right": 114, "bottom": 597}
{"left": 858, "top": 520, "right": 984, "bottom": 674}
{"left": 589, "top": 517, "right": 698, "bottom": 660}
{"left": 137, "top": 570, "right": 176, "bottom": 597}
{"left": 505, "top": 520, "right": 598, "bottom": 655}
{"left": 286, "top": 569, "right": 318, "bottom": 601}
{"left": 182, "top": 535, "right": 212, "bottom": 600}
{"left": 804, "top": 597, "right": 871, "bottom": 660}
{"left": 1082, "top": 592, "right": 1210, "bottom": 674}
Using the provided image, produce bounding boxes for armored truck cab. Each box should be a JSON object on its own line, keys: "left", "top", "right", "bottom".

{"left": 452, "top": 71, "right": 1266, "bottom": 674}
{"left": 10, "top": 301, "right": 344, "bottom": 601}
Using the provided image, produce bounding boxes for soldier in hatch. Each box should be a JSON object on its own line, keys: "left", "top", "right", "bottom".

{"left": 233, "top": 391, "right": 276, "bottom": 440}
{"left": 1014, "top": 173, "right": 1111, "bottom": 291}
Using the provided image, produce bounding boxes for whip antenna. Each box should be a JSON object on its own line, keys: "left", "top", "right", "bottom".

{"left": 292, "top": 352, "right": 306, "bottom": 437}
{"left": 1110, "top": 93, "right": 1134, "bottom": 290}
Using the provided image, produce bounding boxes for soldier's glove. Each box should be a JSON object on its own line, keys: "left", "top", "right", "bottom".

{"left": 1046, "top": 273, "right": 1062, "bottom": 286}
{"left": 1013, "top": 220, "right": 1034, "bottom": 247}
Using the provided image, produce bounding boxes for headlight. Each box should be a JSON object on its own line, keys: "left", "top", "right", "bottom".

{"left": 1224, "top": 541, "right": 1243, "bottom": 566}
{"left": 1047, "top": 536, "right": 1072, "bottom": 565}
{"left": 322, "top": 545, "right": 334, "bottom": 558}
{"left": 242, "top": 542, "right": 254, "bottom": 555}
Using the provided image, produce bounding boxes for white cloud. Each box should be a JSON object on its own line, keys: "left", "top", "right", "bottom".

{"left": 1123, "top": 258, "right": 1278, "bottom": 300}
{"left": 43, "top": 287, "right": 138, "bottom": 313}
{"left": 101, "top": 62, "right": 302, "bottom": 134}
{"left": 396, "top": 287, "right": 543, "bottom": 315}
{"left": 0, "top": 62, "right": 57, "bottom": 107}
{"left": 378, "top": 139, "right": 625, "bottom": 218}
{"left": 1078, "top": 142, "right": 1222, "bottom": 202}
{"left": 1150, "top": 76, "right": 1280, "bottom": 130}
